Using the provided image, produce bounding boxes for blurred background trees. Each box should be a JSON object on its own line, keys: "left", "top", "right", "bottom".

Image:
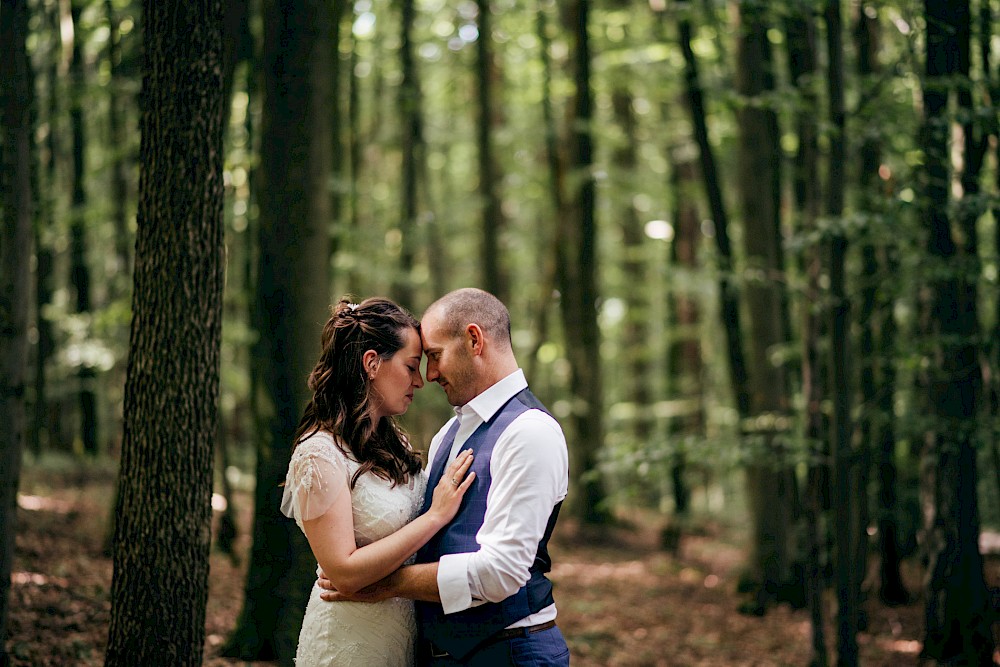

{"left": 2, "top": 0, "right": 999, "bottom": 664}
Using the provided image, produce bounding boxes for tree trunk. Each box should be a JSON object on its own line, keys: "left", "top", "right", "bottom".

{"left": 103, "top": 1, "right": 225, "bottom": 663}
{"left": 675, "top": 12, "right": 751, "bottom": 420}
{"left": 666, "top": 154, "right": 705, "bottom": 517}
{"left": 329, "top": 0, "right": 347, "bottom": 267}
{"left": 69, "top": 0, "right": 99, "bottom": 456}
{"left": 525, "top": 0, "right": 563, "bottom": 385}
{"left": 823, "top": 2, "right": 860, "bottom": 664}
{"left": 852, "top": 1, "right": 907, "bottom": 607}
{"left": 559, "top": 0, "right": 609, "bottom": 524}
{"left": 345, "top": 9, "right": 364, "bottom": 292}
{"left": 609, "top": 22, "right": 651, "bottom": 445}
{"left": 919, "top": 1, "right": 992, "bottom": 662}
{"left": 104, "top": 0, "right": 132, "bottom": 286}
{"left": 223, "top": 0, "right": 333, "bottom": 662}
{"left": 734, "top": 0, "right": 798, "bottom": 613}
{"left": 784, "top": 8, "right": 827, "bottom": 662}
{"left": 32, "top": 1, "right": 61, "bottom": 456}
{"left": 396, "top": 0, "right": 419, "bottom": 307}
{"left": 0, "top": 2, "right": 34, "bottom": 664}
{"left": 476, "top": 0, "right": 508, "bottom": 303}
{"left": 985, "top": 0, "right": 1000, "bottom": 546}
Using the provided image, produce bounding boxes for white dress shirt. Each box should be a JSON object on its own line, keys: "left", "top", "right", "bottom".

{"left": 429, "top": 369, "right": 569, "bottom": 627}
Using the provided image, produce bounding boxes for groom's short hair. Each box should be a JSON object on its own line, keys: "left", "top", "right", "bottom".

{"left": 426, "top": 288, "right": 512, "bottom": 350}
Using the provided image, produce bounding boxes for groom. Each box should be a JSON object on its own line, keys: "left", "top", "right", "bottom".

{"left": 319, "top": 288, "right": 570, "bottom": 665}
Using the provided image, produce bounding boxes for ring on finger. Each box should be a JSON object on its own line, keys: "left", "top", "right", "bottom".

{"left": 451, "top": 478, "right": 460, "bottom": 486}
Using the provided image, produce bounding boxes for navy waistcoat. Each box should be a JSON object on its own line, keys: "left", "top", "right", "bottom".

{"left": 415, "top": 388, "right": 562, "bottom": 661}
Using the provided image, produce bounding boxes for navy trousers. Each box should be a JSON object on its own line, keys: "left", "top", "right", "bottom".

{"left": 424, "top": 625, "right": 570, "bottom": 667}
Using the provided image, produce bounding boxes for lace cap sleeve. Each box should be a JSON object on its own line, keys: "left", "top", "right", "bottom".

{"left": 280, "top": 432, "right": 351, "bottom": 524}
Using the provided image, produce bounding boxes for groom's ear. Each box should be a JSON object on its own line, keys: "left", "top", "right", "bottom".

{"left": 465, "top": 323, "right": 485, "bottom": 356}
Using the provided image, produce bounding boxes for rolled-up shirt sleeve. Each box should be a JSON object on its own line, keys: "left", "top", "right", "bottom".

{"left": 437, "top": 412, "right": 569, "bottom": 615}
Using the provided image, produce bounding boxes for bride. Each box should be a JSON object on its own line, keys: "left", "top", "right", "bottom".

{"left": 281, "top": 298, "right": 475, "bottom": 666}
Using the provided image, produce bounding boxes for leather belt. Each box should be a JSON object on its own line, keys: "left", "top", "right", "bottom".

{"left": 427, "top": 620, "right": 558, "bottom": 659}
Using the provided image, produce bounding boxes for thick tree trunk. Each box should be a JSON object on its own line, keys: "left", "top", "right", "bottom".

{"left": 0, "top": 2, "right": 35, "bottom": 664}
{"left": 919, "top": 1, "right": 992, "bottom": 663}
{"left": 223, "top": 1, "right": 333, "bottom": 662}
{"left": 68, "top": 0, "right": 99, "bottom": 456}
{"left": 103, "top": 1, "right": 225, "bottom": 664}
{"left": 734, "top": 1, "right": 798, "bottom": 612}
{"left": 986, "top": 0, "right": 1000, "bottom": 538}
{"left": 559, "top": 0, "right": 609, "bottom": 524}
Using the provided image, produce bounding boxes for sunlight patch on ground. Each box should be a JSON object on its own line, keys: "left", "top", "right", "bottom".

{"left": 16, "top": 494, "right": 75, "bottom": 514}
{"left": 886, "top": 639, "right": 921, "bottom": 655}
{"left": 12, "top": 571, "right": 69, "bottom": 587}
{"left": 553, "top": 560, "right": 650, "bottom": 585}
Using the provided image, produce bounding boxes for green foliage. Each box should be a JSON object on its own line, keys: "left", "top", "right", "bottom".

{"left": 21, "top": 0, "right": 1000, "bottom": 530}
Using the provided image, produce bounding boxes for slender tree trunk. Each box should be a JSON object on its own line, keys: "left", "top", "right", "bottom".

{"left": 104, "top": 0, "right": 131, "bottom": 286}
{"left": 784, "top": 9, "right": 828, "bottom": 663}
{"left": 675, "top": 12, "right": 751, "bottom": 420}
{"left": 346, "top": 10, "right": 363, "bottom": 291}
{"left": 476, "top": 0, "right": 508, "bottom": 302}
{"left": 823, "top": 2, "right": 860, "bottom": 664}
{"left": 396, "top": 0, "right": 419, "bottom": 307}
{"left": 0, "top": 2, "right": 35, "bottom": 664}
{"left": 734, "top": 0, "right": 798, "bottom": 613}
{"left": 223, "top": 0, "right": 333, "bottom": 661}
{"left": 666, "top": 154, "right": 705, "bottom": 518}
{"left": 208, "top": 0, "right": 255, "bottom": 561}
{"left": 103, "top": 1, "right": 225, "bottom": 663}
{"left": 852, "top": 1, "right": 907, "bottom": 607}
{"left": 68, "top": 0, "right": 99, "bottom": 456}
{"left": 214, "top": 415, "right": 239, "bottom": 561}
{"left": 559, "top": 0, "right": 609, "bottom": 524}
{"left": 609, "top": 19, "right": 651, "bottom": 445}
{"left": 32, "top": 2, "right": 61, "bottom": 456}
{"left": 919, "top": 1, "right": 992, "bottom": 662}
{"left": 329, "top": 0, "right": 347, "bottom": 242}
{"left": 525, "top": 0, "right": 563, "bottom": 385}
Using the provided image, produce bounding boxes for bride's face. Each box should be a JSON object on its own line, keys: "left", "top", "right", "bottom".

{"left": 368, "top": 326, "right": 424, "bottom": 421}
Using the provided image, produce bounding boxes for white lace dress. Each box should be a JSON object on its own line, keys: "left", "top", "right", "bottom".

{"left": 281, "top": 431, "right": 427, "bottom": 667}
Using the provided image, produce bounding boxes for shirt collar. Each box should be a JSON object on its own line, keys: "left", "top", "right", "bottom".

{"left": 454, "top": 369, "right": 527, "bottom": 424}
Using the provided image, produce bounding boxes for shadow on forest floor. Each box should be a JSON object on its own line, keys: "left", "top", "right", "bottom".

{"left": 7, "top": 464, "right": 998, "bottom": 666}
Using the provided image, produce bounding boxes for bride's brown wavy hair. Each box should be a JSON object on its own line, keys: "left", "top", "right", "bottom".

{"left": 293, "top": 297, "right": 423, "bottom": 488}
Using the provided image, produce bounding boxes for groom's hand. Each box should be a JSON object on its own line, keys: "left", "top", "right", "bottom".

{"left": 316, "top": 568, "right": 394, "bottom": 603}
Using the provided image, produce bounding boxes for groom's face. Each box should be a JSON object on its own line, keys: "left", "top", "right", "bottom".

{"left": 420, "top": 311, "right": 477, "bottom": 407}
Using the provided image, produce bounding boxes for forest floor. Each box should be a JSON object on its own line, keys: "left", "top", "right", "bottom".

{"left": 7, "top": 463, "right": 999, "bottom": 666}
